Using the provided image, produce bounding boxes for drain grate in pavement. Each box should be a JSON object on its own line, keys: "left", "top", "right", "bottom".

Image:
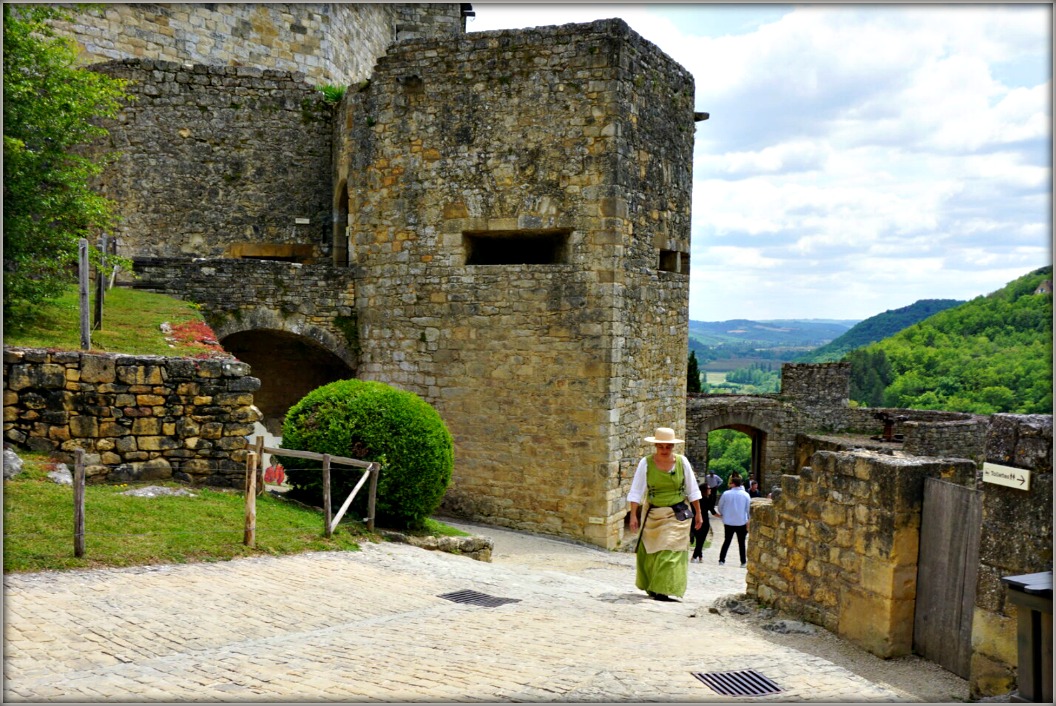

{"left": 692, "top": 669, "right": 782, "bottom": 697}
{"left": 437, "top": 589, "right": 521, "bottom": 608}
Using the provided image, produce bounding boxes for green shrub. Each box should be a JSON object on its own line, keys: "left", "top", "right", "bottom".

{"left": 277, "top": 379, "right": 453, "bottom": 529}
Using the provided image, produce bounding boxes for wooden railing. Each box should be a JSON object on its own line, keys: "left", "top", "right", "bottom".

{"left": 244, "top": 437, "right": 381, "bottom": 547}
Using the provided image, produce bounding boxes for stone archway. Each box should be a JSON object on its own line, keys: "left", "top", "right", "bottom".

{"left": 220, "top": 328, "right": 355, "bottom": 434}
{"left": 686, "top": 397, "right": 797, "bottom": 497}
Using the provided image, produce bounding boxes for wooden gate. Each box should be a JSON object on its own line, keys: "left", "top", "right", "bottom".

{"left": 913, "top": 477, "right": 982, "bottom": 678}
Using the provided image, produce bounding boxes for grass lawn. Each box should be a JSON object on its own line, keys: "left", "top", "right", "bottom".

{"left": 3, "top": 454, "right": 367, "bottom": 573}
{"left": 3, "top": 285, "right": 226, "bottom": 357}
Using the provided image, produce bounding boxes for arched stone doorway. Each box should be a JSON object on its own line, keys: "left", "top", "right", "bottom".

{"left": 707, "top": 424, "right": 768, "bottom": 492}
{"left": 221, "top": 329, "right": 355, "bottom": 434}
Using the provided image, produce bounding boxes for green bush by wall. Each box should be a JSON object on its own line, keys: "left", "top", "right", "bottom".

{"left": 278, "top": 379, "right": 453, "bottom": 529}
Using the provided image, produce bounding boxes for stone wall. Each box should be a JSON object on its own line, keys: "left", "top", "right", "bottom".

{"left": 338, "top": 19, "right": 697, "bottom": 548}
{"left": 3, "top": 348, "right": 260, "bottom": 487}
{"left": 970, "top": 414, "right": 1053, "bottom": 698}
{"left": 49, "top": 3, "right": 465, "bottom": 87}
{"left": 89, "top": 59, "right": 333, "bottom": 262}
{"left": 903, "top": 418, "right": 989, "bottom": 465}
{"left": 747, "top": 449, "right": 978, "bottom": 658}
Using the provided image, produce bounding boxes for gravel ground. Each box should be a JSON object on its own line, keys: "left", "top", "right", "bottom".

{"left": 440, "top": 516, "right": 980, "bottom": 704}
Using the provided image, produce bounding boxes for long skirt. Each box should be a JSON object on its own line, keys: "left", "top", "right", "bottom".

{"left": 635, "top": 505, "right": 691, "bottom": 597}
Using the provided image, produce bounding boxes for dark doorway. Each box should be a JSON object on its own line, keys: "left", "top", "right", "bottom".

{"left": 221, "top": 330, "right": 354, "bottom": 434}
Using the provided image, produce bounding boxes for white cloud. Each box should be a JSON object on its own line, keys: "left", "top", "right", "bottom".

{"left": 470, "top": 4, "right": 1051, "bottom": 321}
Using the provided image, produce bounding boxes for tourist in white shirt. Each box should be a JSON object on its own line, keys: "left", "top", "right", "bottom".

{"left": 715, "top": 475, "right": 751, "bottom": 567}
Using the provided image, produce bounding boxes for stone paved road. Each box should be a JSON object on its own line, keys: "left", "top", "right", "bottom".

{"left": 4, "top": 517, "right": 958, "bottom": 702}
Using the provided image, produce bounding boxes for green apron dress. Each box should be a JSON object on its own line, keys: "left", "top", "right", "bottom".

{"left": 635, "top": 455, "right": 691, "bottom": 597}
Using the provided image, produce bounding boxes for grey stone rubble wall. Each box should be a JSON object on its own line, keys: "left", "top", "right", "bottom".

{"left": 131, "top": 257, "right": 358, "bottom": 366}
{"left": 3, "top": 347, "right": 260, "bottom": 487}
{"left": 89, "top": 59, "right": 333, "bottom": 261}
{"left": 846, "top": 405, "right": 975, "bottom": 434}
{"left": 49, "top": 3, "right": 464, "bottom": 87}
{"left": 903, "top": 418, "right": 989, "bottom": 464}
{"left": 780, "top": 362, "right": 851, "bottom": 431}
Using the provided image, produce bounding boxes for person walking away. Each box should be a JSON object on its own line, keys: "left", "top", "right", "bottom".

{"left": 704, "top": 469, "right": 721, "bottom": 515}
{"left": 715, "top": 476, "right": 751, "bottom": 567}
{"left": 628, "top": 427, "right": 703, "bottom": 601}
{"left": 690, "top": 477, "right": 710, "bottom": 562}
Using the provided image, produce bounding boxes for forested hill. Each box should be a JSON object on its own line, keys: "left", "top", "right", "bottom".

{"left": 848, "top": 266, "right": 1053, "bottom": 414}
{"left": 798, "top": 299, "right": 965, "bottom": 363}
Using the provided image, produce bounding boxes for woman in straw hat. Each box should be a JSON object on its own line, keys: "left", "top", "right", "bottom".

{"left": 627, "top": 427, "right": 703, "bottom": 601}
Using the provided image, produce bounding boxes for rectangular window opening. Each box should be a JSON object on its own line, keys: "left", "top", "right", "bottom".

{"left": 464, "top": 229, "right": 571, "bottom": 265}
{"left": 659, "top": 249, "right": 690, "bottom": 275}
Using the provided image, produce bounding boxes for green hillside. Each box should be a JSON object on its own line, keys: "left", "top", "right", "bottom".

{"left": 798, "top": 299, "right": 965, "bottom": 363}
{"left": 848, "top": 267, "right": 1052, "bottom": 414}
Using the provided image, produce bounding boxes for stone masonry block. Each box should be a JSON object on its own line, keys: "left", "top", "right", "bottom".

{"left": 838, "top": 587, "right": 914, "bottom": 658}
{"left": 80, "top": 355, "right": 116, "bottom": 384}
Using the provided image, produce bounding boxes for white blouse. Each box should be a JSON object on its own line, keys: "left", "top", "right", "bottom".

{"left": 627, "top": 454, "right": 702, "bottom": 504}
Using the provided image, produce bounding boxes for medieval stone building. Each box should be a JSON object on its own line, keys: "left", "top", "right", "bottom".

{"left": 49, "top": 3, "right": 698, "bottom": 549}
{"left": 6, "top": 6, "right": 1050, "bottom": 699}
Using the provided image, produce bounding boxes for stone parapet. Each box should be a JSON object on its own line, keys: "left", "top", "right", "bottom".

{"left": 131, "top": 257, "right": 358, "bottom": 366}
{"left": 3, "top": 347, "right": 260, "bottom": 487}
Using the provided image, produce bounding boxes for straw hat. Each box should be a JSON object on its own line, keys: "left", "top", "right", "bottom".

{"left": 644, "top": 427, "right": 684, "bottom": 444}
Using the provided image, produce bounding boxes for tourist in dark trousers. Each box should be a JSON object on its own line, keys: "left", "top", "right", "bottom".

{"left": 715, "top": 476, "right": 751, "bottom": 567}
{"left": 703, "top": 470, "right": 721, "bottom": 515}
{"left": 690, "top": 480, "right": 710, "bottom": 562}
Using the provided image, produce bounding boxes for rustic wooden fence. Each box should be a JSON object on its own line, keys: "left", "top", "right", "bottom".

{"left": 67, "top": 443, "right": 380, "bottom": 556}
{"left": 243, "top": 437, "right": 381, "bottom": 547}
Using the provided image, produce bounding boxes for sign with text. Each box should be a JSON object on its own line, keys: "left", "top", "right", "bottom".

{"left": 982, "top": 462, "right": 1031, "bottom": 491}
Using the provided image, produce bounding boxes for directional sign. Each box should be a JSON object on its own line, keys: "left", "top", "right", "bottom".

{"left": 982, "top": 462, "right": 1031, "bottom": 491}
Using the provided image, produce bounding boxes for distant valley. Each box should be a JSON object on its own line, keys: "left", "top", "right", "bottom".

{"left": 688, "top": 318, "right": 858, "bottom": 372}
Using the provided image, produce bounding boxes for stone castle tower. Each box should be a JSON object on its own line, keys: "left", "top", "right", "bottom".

{"left": 50, "top": 3, "right": 701, "bottom": 548}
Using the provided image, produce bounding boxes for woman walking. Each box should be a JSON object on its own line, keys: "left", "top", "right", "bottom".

{"left": 627, "top": 427, "right": 703, "bottom": 601}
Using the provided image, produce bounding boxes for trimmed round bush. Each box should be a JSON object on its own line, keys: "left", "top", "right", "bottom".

{"left": 278, "top": 379, "right": 453, "bottom": 529}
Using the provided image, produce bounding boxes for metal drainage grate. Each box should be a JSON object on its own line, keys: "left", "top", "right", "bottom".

{"left": 437, "top": 589, "right": 521, "bottom": 608}
{"left": 692, "top": 669, "right": 782, "bottom": 697}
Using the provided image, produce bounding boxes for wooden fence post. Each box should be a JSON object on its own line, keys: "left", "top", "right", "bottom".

{"left": 78, "top": 239, "right": 90, "bottom": 350}
{"left": 244, "top": 452, "right": 257, "bottom": 547}
{"left": 322, "top": 454, "right": 332, "bottom": 538}
{"left": 254, "top": 435, "right": 266, "bottom": 495}
{"left": 73, "top": 449, "right": 86, "bottom": 557}
{"left": 367, "top": 463, "right": 379, "bottom": 532}
{"left": 93, "top": 234, "right": 107, "bottom": 330}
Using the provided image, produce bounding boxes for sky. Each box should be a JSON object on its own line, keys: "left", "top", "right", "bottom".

{"left": 466, "top": 3, "right": 1053, "bottom": 322}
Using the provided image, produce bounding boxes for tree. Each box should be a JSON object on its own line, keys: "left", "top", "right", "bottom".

{"left": 3, "top": 4, "right": 128, "bottom": 322}
{"left": 687, "top": 351, "right": 702, "bottom": 393}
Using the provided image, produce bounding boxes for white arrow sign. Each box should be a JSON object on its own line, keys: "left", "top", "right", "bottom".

{"left": 982, "top": 462, "right": 1032, "bottom": 491}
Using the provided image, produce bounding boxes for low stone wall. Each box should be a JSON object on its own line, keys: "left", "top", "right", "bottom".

{"left": 903, "top": 418, "right": 988, "bottom": 465}
{"left": 747, "top": 449, "right": 977, "bottom": 658}
{"left": 845, "top": 406, "right": 973, "bottom": 436}
{"left": 3, "top": 347, "right": 260, "bottom": 487}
